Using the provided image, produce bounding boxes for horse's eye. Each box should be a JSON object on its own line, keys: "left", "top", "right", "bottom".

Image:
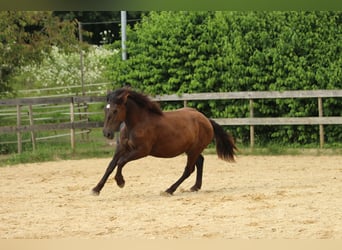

{"left": 113, "top": 109, "right": 118, "bottom": 115}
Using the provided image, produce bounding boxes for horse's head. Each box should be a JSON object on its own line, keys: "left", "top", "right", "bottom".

{"left": 103, "top": 89, "right": 129, "bottom": 139}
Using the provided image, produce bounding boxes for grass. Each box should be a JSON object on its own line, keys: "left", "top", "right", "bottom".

{"left": 0, "top": 128, "right": 115, "bottom": 167}
{"left": 1, "top": 129, "right": 342, "bottom": 167}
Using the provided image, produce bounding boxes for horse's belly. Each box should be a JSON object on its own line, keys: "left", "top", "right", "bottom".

{"left": 149, "top": 132, "right": 211, "bottom": 158}
{"left": 150, "top": 134, "right": 192, "bottom": 158}
{"left": 150, "top": 148, "right": 185, "bottom": 158}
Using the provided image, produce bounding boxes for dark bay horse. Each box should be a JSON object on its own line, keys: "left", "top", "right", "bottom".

{"left": 92, "top": 88, "right": 237, "bottom": 196}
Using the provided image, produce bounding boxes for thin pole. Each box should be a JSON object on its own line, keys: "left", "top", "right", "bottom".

{"left": 77, "top": 20, "right": 88, "bottom": 141}
{"left": 78, "top": 20, "right": 85, "bottom": 96}
{"left": 121, "top": 11, "right": 127, "bottom": 61}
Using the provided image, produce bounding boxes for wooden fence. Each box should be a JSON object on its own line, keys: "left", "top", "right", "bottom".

{"left": 0, "top": 96, "right": 104, "bottom": 153}
{"left": 153, "top": 90, "right": 342, "bottom": 148}
{"left": 1, "top": 90, "right": 342, "bottom": 153}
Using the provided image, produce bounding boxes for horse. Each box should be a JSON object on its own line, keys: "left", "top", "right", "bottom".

{"left": 92, "top": 88, "right": 237, "bottom": 196}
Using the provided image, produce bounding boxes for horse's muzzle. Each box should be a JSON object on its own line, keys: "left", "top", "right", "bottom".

{"left": 103, "top": 129, "right": 114, "bottom": 139}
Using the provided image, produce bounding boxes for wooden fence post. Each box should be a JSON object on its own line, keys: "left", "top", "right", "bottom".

{"left": 70, "top": 98, "right": 75, "bottom": 151}
{"left": 28, "top": 105, "right": 36, "bottom": 151}
{"left": 249, "top": 99, "right": 255, "bottom": 148}
{"left": 76, "top": 102, "right": 83, "bottom": 140}
{"left": 318, "top": 97, "right": 324, "bottom": 148}
{"left": 16, "top": 104, "right": 22, "bottom": 154}
{"left": 83, "top": 101, "right": 89, "bottom": 140}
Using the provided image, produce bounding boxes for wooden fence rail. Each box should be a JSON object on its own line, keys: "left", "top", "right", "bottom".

{"left": 1, "top": 90, "right": 342, "bottom": 153}
{"left": 154, "top": 90, "right": 342, "bottom": 148}
{"left": 0, "top": 96, "right": 104, "bottom": 153}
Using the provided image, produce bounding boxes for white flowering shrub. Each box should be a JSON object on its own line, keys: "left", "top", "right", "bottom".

{"left": 12, "top": 45, "right": 116, "bottom": 96}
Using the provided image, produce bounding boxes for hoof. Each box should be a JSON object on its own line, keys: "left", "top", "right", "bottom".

{"left": 160, "top": 191, "right": 173, "bottom": 197}
{"left": 91, "top": 189, "right": 100, "bottom": 196}
{"left": 115, "top": 176, "right": 125, "bottom": 188}
{"left": 117, "top": 182, "right": 125, "bottom": 188}
{"left": 190, "top": 186, "right": 200, "bottom": 192}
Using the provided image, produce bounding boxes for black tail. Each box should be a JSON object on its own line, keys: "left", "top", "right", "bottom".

{"left": 209, "top": 119, "right": 237, "bottom": 162}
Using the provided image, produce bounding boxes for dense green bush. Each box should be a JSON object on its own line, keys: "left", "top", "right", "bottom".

{"left": 104, "top": 11, "right": 342, "bottom": 146}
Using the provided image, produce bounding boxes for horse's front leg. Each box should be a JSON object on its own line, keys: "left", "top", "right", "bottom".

{"left": 92, "top": 146, "right": 125, "bottom": 195}
{"left": 92, "top": 158, "right": 118, "bottom": 195}
{"left": 114, "top": 164, "right": 125, "bottom": 188}
{"left": 114, "top": 146, "right": 149, "bottom": 188}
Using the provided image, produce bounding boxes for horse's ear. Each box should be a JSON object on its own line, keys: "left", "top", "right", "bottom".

{"left": 117, "top": 89, "right": 129, "bottom": 104}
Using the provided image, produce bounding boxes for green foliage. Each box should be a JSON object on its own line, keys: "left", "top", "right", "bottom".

{"left": 104, "top": 11, "right": 342, "bottom": 146}
{"left": 0, "top": 11, "right": 78, "bottom": 97}
{"left": 11, "top": 45, "right": 115, "bottom": 96}
{"left": 53, "top": 11, "right": 147, "bottom": 45}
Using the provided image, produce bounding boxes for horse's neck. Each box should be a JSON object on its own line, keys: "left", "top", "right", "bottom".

{"left": 125, "top": 99, "right": 149, "bottom": 129}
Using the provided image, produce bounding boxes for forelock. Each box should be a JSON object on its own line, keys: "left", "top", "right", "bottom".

{"left": 107, "top": 89, "right": 126, "bottom": 104}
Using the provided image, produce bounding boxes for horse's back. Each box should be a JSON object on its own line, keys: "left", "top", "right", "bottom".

{"left": 164, "top": 107, "right": 212, "bottom": 131}
{"left": 149, "top": 107, "right": 214, "bottom": 157}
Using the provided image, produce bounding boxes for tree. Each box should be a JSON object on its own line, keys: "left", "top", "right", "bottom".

{"left": 0, "top": 11, "right": 78, "bottom": 97}
{"left": 53, "top": 11, "right": 147, "bottom": 45}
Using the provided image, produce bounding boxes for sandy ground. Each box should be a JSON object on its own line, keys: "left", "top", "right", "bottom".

{"left": 0, "top": 155, "right": 341, "bottom": 239}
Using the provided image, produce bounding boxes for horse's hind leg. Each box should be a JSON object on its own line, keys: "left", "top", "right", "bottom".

{"left": 190, "top": 154, "right": 204, "bottom": 192}
{"left": 164, "top": 153, "right": 198, "bottom": 195}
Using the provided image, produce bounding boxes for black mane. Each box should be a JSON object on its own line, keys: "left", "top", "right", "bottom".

{"left": 107, "top": 88, "right": 163, "bottom": 116}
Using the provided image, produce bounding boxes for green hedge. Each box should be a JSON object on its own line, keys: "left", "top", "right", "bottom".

{"left": 104, "top": 11, "right": 342, "bottom": 146}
